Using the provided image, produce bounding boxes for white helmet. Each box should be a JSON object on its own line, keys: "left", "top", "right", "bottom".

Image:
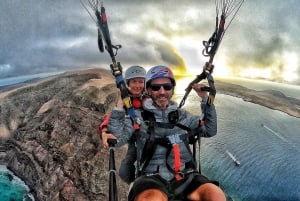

{"left": 124, "top": 65, "right": 146, "bottom": 83}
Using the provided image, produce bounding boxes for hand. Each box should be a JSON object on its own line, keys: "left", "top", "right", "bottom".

{"left": 115, "top": 90, "right": 124, "bottom": 109}
{"left": 192, "top": 83, "right": 208, "bottom": 99}
{"left": 101, "top": 128, "right": 118, "bottom": 149}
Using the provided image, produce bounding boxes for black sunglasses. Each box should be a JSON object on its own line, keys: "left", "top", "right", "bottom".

{"left": 150, "top": 83, "right": 173, "bottom": 91}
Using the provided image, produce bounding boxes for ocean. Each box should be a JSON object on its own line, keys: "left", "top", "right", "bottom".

{"left": 173, "top": 78, "right": 300, "bottom": 201}
{"left": 0, "top": 166, "right": 34, "bottom": 201}
{"left": 1, "top": 76, "right": 299, "bottom": 200}
{"left": 0, "top": 72, "right": 63, "bottom": 89}
{"left": 199, "top": 94, "right": 299, "bottom": 201}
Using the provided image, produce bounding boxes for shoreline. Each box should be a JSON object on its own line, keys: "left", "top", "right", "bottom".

{"left": 215, "top": 80, "right": 300, "bottom": 118}
{"left": 1, "top": 69, "right": 299, "bottom": 118}
{"left": 0, "top": 68, "right": 298, "bottom": 200}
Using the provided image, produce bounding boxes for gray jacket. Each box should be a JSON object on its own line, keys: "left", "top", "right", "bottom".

{"left": 108, "top": 98, "right": 217, "bottom": 181}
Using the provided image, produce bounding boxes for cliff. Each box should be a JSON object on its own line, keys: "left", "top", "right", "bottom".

{"left": 0, "top": 68, "right": 128, "bottom": 200}
{"left": 0, "top": 68, "right": 299, "bottom": 201}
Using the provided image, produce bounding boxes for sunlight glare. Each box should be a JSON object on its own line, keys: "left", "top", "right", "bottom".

{"left": 282, "top": 51, "right": 298, "bottom": 83}
{"left": 237, "top": 51, "right": 299, "bottom": 83}
{"left": 174, "top": 76, "right": 195, "bottom": 96}
{"left": 239, "top": 68, "right": 272, "bottom": 79}
{"left": 169, "top": 22, "right": 179, "bottom": 31}
{"left": 184, "top": 7, "right": 200, "bottom": 21}
{"left": 213, "top": 59, "right": 229, "bottom": 78}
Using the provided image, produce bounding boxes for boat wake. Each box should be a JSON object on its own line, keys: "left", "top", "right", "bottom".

{"left": 261, "top": 123, "right": 300, "bottom": 153}
{"left": 208, "top": 140, "right": 241, "bottom": 166}
{"left": 225, "top": 150, "right": 241, "bottom": 166}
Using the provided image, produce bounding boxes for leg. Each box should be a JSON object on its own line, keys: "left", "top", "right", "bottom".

{"left": 128, "top": 175, "right": 170, "bottom": 201}
{"left": 134, "top": 189, "right": 168, "bottom": 201}
{"left": 119, "top": 143, "right": 137, "bottom": 184}
{"left": 186, "top": 183, "right": 226, "bottom": 201}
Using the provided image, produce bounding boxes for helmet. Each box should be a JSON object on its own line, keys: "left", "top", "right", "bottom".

{"left": 145, "top": 65, "right": 176, "bottom": 87}
{"left": 124, "top": 65, "right": 146, "bottom": 83}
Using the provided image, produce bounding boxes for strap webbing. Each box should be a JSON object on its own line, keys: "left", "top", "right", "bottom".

{"left": 173, "top": 144, "right": 182, "bottom": 180}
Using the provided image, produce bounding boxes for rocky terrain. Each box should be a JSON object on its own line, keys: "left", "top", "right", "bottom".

{"left": 0, "top": 68, "right": 299, "bottom": 201}
{"left": 0, "top": 69, "right": 128, "bottom": 201}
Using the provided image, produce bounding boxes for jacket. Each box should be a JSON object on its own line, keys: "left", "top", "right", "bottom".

{"left": 108, "top": 97, "right": 217, "bottom": 181}
{"left": 98, "top": 96, "right": 144, "bottom": 139}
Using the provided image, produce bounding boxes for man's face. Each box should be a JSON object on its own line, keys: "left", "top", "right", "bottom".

{"left": 148, "top": 77, "right": 173, "bottom": 110}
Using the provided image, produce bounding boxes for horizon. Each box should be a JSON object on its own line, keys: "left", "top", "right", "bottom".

{"left": 1, "top": 68, "right": 300, "bottom": 101}
{"left": 1, "top": 68, "right": 299, "bottom": 86}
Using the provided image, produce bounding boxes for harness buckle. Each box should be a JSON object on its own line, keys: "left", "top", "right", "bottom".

{"left": 167, "top": 134, "right": 182, "bottom": 144}
{"left": 174, "top": 172, "right": 184, "bottom": 181}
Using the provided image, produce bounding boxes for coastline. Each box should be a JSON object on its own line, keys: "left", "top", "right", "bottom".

{"left": 0, "top": 68, "right": 298, "bottom": 200}
{"left": 214, "top": 80, "right": 300, "bottom": 118}
{"left": 1, "top": 69, "right": 299, "bottom": 119}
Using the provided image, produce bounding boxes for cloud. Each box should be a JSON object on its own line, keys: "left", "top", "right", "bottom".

{"left": 0, "top": 0, "right": 299, "bottom": 85}
{"left": 221, "top": 0, "right": 300, "bottom": 84}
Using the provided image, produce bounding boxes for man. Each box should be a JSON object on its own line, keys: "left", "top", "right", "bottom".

{"left": 108, "top": 65, "right": 226, "bottom": 201}
{"left": 99, "top": 65, "right": 146, "bottom": 184}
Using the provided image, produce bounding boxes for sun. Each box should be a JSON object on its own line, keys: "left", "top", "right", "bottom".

{"left": 282, "top": 51, "right": 299, "bottom": 83}
{"left": 212, "top": 56, "right": 230, "bottom": 78}
{"left": 170, "top": 36, "right": 233, "bottom": 80}
{"left": 174, "top": 76, "right": 193, "bottom": 95}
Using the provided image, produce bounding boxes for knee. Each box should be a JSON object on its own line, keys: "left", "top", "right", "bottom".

{"left": 134, "top": 189, "right": 168, "bottom": 201}
{"left": 187, "top": 183, "right": 226, "bottom": 201}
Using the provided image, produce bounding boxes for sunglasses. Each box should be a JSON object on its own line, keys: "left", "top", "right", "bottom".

{"left": 150, "top": 83, "right": 173, "bottom": 91}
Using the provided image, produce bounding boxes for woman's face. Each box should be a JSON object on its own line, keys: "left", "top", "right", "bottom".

{"left": 128, "top": 77, "right": 145, "bottom": 95}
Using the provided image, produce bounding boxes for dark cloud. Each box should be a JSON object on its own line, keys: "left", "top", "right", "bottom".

{"left": 0, "top": 0, "right": 299, "bottom": 85}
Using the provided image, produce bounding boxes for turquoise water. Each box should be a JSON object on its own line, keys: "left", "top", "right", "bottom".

{"left": 0, "top": 166, "right": 34, "bottom": 201}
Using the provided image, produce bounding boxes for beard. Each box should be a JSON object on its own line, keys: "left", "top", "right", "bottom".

{"left": 152, "top": 94, "right": 171, "bottom": 110}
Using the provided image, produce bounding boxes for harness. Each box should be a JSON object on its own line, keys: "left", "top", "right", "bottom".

{"left": 138, "top": 110, "right": 200, "bottom": 178}
{"left": 135, "top": 109, "right": 204, "bottom": 198}
{"left": 128, "top": 96, "right": 144, "bottom": 143}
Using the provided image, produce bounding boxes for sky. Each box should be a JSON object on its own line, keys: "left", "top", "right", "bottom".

{"left": 0, "top": 0, "right": 300, "bottom": 85}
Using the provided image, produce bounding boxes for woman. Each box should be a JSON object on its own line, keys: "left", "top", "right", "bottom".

{"left": 99, "top": 65, "right": 147, "bottom": 184}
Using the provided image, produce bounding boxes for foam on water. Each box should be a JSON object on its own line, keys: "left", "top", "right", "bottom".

{"left": 0, "top": 165, "right": 34, "bottom": 201}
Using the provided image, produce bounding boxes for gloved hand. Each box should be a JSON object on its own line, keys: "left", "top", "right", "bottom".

{"left": 203, "top": 62, "right": 214, "bottom": 74}
{"left": 192, "top": 83, "right": 209, "bottom": 99}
